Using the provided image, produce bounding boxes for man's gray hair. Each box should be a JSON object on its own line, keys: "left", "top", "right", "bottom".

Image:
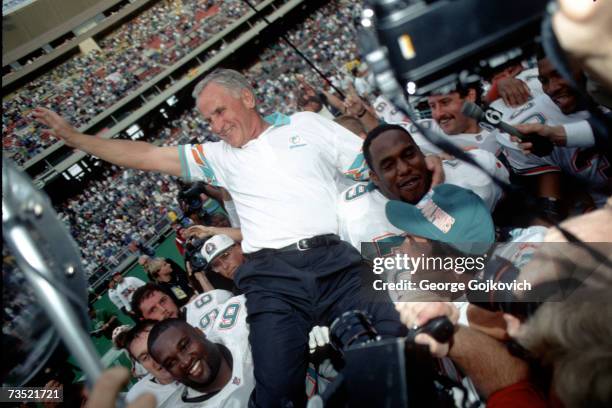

{"left": 516, "top": 287, "right": 612, "bottom": 407}
{"left": 192, "top": 68, "right": 255, "bottom": 99}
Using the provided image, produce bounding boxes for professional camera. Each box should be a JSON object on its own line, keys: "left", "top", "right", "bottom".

{"left": 184, "top": 236, "right": 208, "bottom": 272}
{"left": 177, "top": 182, "right": 210, "bottom": 218}
{"left": 182, "top": 235, "right": 235, "bottom": 292}
{"left": 309, "top": 310, "right": 460, "bottom": 408}
{"left": 361, "top": 0, "right": 549, "bottom": 96}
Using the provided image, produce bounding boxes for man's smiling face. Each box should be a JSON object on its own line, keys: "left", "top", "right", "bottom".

{"left": 368, "top": 128, "right": 431, "bottom": 204}
{"left": 197, "top": 82, "right": 256, "bottom": 148}
{"left": 538, "top": 58, "right": 580, "bottom": 114}
{"left": 428, "top": 91, "right": 475, "bottom": 135}
{"left": 150, "top": 323, "right": 223, "bottom": 391}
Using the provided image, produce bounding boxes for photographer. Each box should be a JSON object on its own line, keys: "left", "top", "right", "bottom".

{"left": 182, "top": 234, "right": 234, "bottom": 293}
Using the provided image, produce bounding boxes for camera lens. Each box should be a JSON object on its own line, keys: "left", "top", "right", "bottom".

{"left": 330, "top": 310, "right": 379, "bottom": 351}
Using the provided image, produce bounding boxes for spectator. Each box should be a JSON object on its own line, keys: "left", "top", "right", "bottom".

{"left": 113, "top": 273, "right": 146, "bottom": 318}
{"left": 107, "top": 280, "right": 126, "bottom": 315}
{"left": 89, "top": 306, "right": 119, "bottom": 340}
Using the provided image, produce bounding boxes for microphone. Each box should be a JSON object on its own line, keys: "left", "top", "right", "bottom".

{"left": 462, "top": 102, "right": 554, "bottom": 157}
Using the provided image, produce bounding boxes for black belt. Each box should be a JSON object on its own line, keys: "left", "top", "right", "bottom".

{"left": 246, "top": 234, "right": 341, "bottom": 259}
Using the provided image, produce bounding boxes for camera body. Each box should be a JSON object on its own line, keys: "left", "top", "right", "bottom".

{"left": 178, "top": 182, "right": 210, "bottom": 217}
{"left": 184, "top": 237, "right": 208, "bottom": 272}
{"left": 318, "top": 311, "right": 456, "bottom": 407}
{"left": 368, "top": 0, "right": 549, "bottom": 94}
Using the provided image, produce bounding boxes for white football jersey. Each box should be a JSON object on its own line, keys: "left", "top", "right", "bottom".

{"left": 182, "top": 295, "right": 255, "bottom": 407}
{"left": 185, "top": 290, "right": 234, "bottom": 336}
{"left": 126, "top": 374, "right": 186, "bottom": 408}
{"left": 402, "top": 119, "right": 502, "bottom": 156}
{"left": 492, "top": 91, "right": 589, "bottom": 175}
{"left": 206, "top": 295, "right": 250, "bottom": 349}
{"left": 337, "top": 150, "right": 508, "bottom": 256}
{"left": 492, "top": 93, "right": 610, "bottom": 205}
{"left": 372, "top": 95, "right": 410, "bottom": 123}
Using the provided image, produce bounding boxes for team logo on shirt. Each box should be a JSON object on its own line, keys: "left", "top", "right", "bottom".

{"left": 289, "top": 135, "right": 307, "bottom": 149}
{"left": 205, "top": 243, "right": 216, "bottom": 255}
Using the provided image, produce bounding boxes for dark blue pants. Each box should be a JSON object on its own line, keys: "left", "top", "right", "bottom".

{"left": 235, "top": 241, "right": 406, "bottom": 408}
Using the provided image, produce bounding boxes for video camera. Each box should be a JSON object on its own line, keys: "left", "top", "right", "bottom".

{"left": 177, "top": 181, "right": 210, "bottom": 218}
{"left": 360, "top": 0, "right": 549, "bottom": 97}
{"left": 309, "top": 310, "right": 460, "bottom": 408}
{"left": 184, "top": 236, "right": 209, "bottom": 272}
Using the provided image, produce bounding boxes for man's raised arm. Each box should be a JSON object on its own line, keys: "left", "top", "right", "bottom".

{"left": 33, "top": 108, "right": 182, "bottom": 177}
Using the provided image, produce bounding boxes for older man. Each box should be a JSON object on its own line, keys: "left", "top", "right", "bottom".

{"left": 35, "top": 68, "right": 408, "bottom": 407}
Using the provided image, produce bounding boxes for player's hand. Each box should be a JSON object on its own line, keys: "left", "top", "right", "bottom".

{"left": 511, "top": 123, "right": 566, "bottom": 155}
{"left": 553, "top": 0, "right": 612, "bottom": 90}
{"left": 343, "top": 92, "right": 366, "bottom": 117}
{"left": 425, "top": 155, "right": 445, "bottom": 187}
{"left": 86, "top": 366, "right": 155, "bottom": 408}
{"left": 308, "top": 325, "right": 330, "bottom": 353}
{"left": 32, "top": 108, "right": 80, "bottom": 146}
{"left": 497, "top": 77, "right": 531, "bottom": 107}
{"left": 184, "top": 225, "right": 217, "bottom": 239}
{"left": 395, "top": 302, "right": 458, "bottom": 358}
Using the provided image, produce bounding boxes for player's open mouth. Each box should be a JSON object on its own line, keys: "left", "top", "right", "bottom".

{"left": 552, "top": 93, "right": 571, "bottom": 107}
{"left": 398, "top": 176, "right": 421, "bottom": 191}
{"left": 438, "top": 117, "right": 454, "bottom": 127}
{"left": 189, "top": 360, "right": 203, "bottom": 376}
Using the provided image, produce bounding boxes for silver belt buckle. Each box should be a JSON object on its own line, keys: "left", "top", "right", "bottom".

{"left": 296, "top": 239, "right": 310, "bottom": 251}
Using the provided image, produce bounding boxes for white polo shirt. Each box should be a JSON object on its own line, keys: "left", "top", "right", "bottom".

{"left": 179, "top": 112, "right": 367, "bottom": 253}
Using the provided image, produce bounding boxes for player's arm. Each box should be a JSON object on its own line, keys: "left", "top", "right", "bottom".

{"left": 344, "top": 91, "right": 379, "bottom": 132}
{"left": 515, "top": 120, "right": 601, "bottom": 153}
{"left": 495, "top": 77, "right": 531, "bottom": 107}
{"left": 33, "top": 108, "right": 182, "bottom": 177}
{"left": 320, "top": 88, "right": 346, "bottom": 113}
{"left": 184, "top": 225, "right": 243, "bottom": 242}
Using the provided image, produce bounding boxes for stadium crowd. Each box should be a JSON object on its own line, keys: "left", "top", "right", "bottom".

{"left": 2, "top": 0, "right": 266, "bottom": 167}
{"left": 57, "top": 167, "right": 180, "bottom": 276}
{"left": 9, "top": 0, "right": 364, "bottom": 278}
{"left": 3, "top": 0, "right": 612, "bottom": 407}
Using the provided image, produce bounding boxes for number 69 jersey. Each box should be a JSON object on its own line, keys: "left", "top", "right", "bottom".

{"left": 185, "top": 289, "right": 249, "bottom": 348}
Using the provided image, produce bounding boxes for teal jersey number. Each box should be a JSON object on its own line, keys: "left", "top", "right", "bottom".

{"left": 218, "top": 303, "right": 241, "bottom": 330}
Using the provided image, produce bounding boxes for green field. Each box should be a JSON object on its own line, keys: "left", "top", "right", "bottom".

{"left": 71, "top": 232, "right": 183, "bottom": 382}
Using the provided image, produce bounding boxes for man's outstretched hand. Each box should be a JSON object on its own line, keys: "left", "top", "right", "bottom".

{"left": 33, "top": 108, "right": 80, "bottom": 146}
